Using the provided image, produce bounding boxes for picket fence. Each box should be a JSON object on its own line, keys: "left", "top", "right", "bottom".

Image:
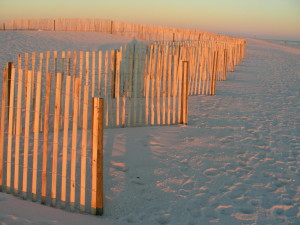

{"left": 0, "top": 63, "right": 104, "bottom": 214}
{"left": 0, "top": 30, "right": 246, "bottom": 215}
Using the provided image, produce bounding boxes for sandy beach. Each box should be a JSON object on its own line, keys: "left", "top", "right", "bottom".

{"left": 0, "top": 31, "right": 299, "bottom": 224}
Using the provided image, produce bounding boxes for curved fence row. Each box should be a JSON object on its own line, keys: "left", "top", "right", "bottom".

{"left": 1, "top": 18, "right": 244, "bottom": 42}
{"left": 0, "top": 19, "right": 246, "bottom": 216}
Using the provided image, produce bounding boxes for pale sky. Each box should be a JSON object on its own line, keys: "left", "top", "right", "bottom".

{"left": 0, "top": 0, "right": 299, "bottom": 41}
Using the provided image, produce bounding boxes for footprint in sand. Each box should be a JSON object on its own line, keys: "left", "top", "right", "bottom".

{"left": 0, "top": 194, "right": 7, "bottom": 201}
{"left": 110, "top": 161, "right": 129, "bottom": 172}
{"left": 239, "top": 206, "right": 254, "bottom": 214}
{"left": 204, "top": 168, "right": 220, "bottom": 177}
{"left": 131, "top": 176, "right": 144, "bottom": 185}
{"left": 156, "top": 214, "right": 171, "bottom": 225}
{"left": 219, "top": 136, "right": 234, "bottom": 143}
{"left": 125, "top": 215, "right": 139, "bottom": 224}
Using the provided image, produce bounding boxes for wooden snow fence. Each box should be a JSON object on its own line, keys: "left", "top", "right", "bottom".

{"left": 0, "top": 62, "right": 104, "bottom": 215}
{"left": 0, "top": 18, "right": 246, "bottom": 44}
{"left": 0, "top": 38, "right": 245, "bottom": 216}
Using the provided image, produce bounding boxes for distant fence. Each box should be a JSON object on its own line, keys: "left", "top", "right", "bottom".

{"left": 0, "top": 18, "right": 244, "bottom": 43}
{"left": 0, "top": 25, "right": 246, "bottom": 215}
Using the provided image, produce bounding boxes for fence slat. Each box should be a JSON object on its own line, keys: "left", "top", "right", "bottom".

{"left": 177, "top": 61, "right": 182, "bottom": 123}
{"left": 72, "top": 51, "right": 77, "bottom": 90}
{"left": 41, "top": 73, "right": 52, "bottom": 204}
{"left": 172, "top": 52, "right": 179, "bottom": 124}
{"left": 167, "top": 52, "right": 172, "bottom": 124}
{"left": 51, "top": 72, "right": 62, "bottom": 207}
{"left": 145, "top": 74, "right": 150, "bottom": 125}
{"left": 98, "top": 51, "right": 102, "bottom": 96}
{"left": 92, "top": 51, "right": 95, "bottom": 96}
{"left": 85, "top": 52, "right": 89, "bottom": 85}
{"left": 32, "top": 71, "right": 42, "bottom": 201}
{"left": 138, "top": 50, "right": 145, "bottom": 126}
{"left": 110, "top": 50, "right": 116, "bottom": 126}
{"left": 156, "top": 47, "right": 162, "bottom": 125}
{"left": 31, "top": 52, "right": 36, "bottom": 109}
{"left": 13, "top": 69, "right": 23, "bottom": 195}
{"left": 70, "top": 78, "right": 80, "bottom": 211}
{"left": 162, "top": 45, "right": 168, "bottom": 124}
{"left": 104, "top": 51, "right": 109, "bottom": 127}
{"left": 0, "top": 67, "right": 8, "bottom": 191}
{"left": 150, "top": 46, "right": 157, "bottom": 125}
{"left": 6, "top": 66, "right": 15, "bottom": 194}
{"left": 127, "top": 46, "right": 134, "bottom": 126}
{"left": 181, "top": 61, "right": 189, "bottom": 124}
{"left": 61, "top": 76, "right": 71, "bottom": 208}
{"left": 22, "top": 70, "right": 32, "bottom": 199}
{"left": 133, "top": 48, "right": 139, "bottom": 126}
{"left": 60, "top": 52, "right": 65, "bottom": 130}
{"left": 115, "top": 51, "right": 121, "bottom": 126}
{"left": 80, "top": 85, "right": 89, "bottom": 212}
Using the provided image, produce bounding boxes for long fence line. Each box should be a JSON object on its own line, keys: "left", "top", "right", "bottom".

{"left": 0, "top": 40, "right": 245, "bottom": 130}
{"left": 0, "top": 18, "right": 243, "bottom": 43}
{"left": 0, "top": 22, "right": 246, "bottom": 215}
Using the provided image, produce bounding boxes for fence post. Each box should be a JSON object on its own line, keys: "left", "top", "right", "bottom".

{"left": 180, "top": 61, "right": 189, "bottom": 124}
{"left": 0, "top": 67, "right": 8, "bottom": 192}
{"left": 91, "top": 97, "right": 103, "bottom": 215}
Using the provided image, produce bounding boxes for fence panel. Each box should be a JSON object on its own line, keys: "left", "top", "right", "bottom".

{"left": 0, "top": 65, "right": 103, "bottom": 214}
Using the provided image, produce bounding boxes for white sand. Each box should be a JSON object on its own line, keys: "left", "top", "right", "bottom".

{"left": 0, "top": 31, "right": 299, "bottom": 224}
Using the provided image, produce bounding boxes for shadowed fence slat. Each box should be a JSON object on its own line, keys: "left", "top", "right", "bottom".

{"left": 6, "top": 66, "right": 15, "bottom": 194}
{"left": 51, "top": 73, "right": 62, "bottom": 207}
{"left": 70, "top": 78, "right": 80, "bottom": 211}
{"left": 61, "top": 76, "right": 71, "bottom": 208}
{"left": 0, "top": 67, "right": 8, "bottom": 191}
{"left": 22, "top": 71, "right": 32, "bottom": 199}
{"left": 32, "top": 71, "right": 42, "bottom": 201}
{"left": 13, "top": 69, "right": 23, "bottom": 195}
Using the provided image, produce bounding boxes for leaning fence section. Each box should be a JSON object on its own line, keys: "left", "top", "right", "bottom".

{"left": 0, "top": 48, "right": 191, "bottom": 129}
